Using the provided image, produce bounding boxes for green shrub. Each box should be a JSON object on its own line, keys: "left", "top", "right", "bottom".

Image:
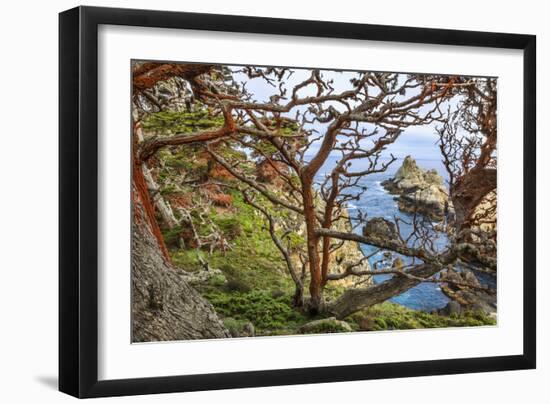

{"left": 171, "top": 249, "right": 206, "bottom": 269}
{"left": 162, "top": 226, "right": 183, "bottom": 248}
{"left": 214, "top": 216, "right": 243, "bottom": 239}
{"left": 160, "top": 184, "right": 178, "bottom": 195}
{"left": 204, "top": 290, "right": 305, "bottom": 331}
{"left": 347, "top": 302, "right": 496, "bottom": 331}
{"left": 223, "top": 278, "right": 252, "bottom": 293}
{"left": 222, "top": 317, "right": 251, "bottom": 337}
{"left": 207, "top": 272, "right": 227, "bottom": 287}
{"left": 142, "top": 109, "right": 225, "bottom": 134}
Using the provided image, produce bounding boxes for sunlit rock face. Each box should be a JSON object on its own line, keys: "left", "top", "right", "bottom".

{"left": 382, "top": 156, "right": 452, "bottom": 220}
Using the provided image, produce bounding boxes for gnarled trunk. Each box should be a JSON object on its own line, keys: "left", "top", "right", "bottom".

{"left": 451, "top": 167, "right": 496, "bottom": 234}
{"left": 131, "top": 62, "right": 231, "bottom": 341}
{"left": 301, "top": 178, "right": 323, "bottom": 314}
{"left": 132, "top": 181, "right": 230, "bottom": 342}
{"left": 142, "top": 164, "right": 179, "bottom": 229}
{"left": 327, "top": 264, "right": 440, "bottom": 319}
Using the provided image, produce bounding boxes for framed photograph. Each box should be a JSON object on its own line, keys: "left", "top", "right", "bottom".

{"left": 59, "top": 6, "right": 536, "bottom": 398}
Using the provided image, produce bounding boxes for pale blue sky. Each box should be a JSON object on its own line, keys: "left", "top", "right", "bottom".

{"left": 231, "top": 66, "right": 460, "bottom": 163}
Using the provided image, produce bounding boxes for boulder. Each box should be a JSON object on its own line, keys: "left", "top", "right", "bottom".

{"left": 393, "top": 155, "right": 430, "bottom": 189}
{"left": 362, "top": 217, "right": 399, "bottom": 241}
{"left": 398, "top": 183, "right": 452, "bottom": 220}
{"left": 298, "top": 317, "right": 353, "bottom": 334}
{"left": 241, "top": 322, "right": 255, "bottom": 337}
{"left": 181, "top": 267, "right": 227, "bottom": 286}
{"left": 438, "top": 268, "right": 496, "bottom": 316}
{"left": 382, "top": 156, "right": 451, "bottom": 220}
{"left": 437, "top": 300, "right": 463, "bottom": 316}
{"left": 224, "top": 318, "right": 256, "bottom": 338}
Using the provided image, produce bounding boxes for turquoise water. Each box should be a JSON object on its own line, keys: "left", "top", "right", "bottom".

{"left": 316, "top": 156, "right": 495, "bottom": 312}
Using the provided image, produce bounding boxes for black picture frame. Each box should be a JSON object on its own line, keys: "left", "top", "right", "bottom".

{"left": 59, "top": 5, "right": 536, "bottom": 398}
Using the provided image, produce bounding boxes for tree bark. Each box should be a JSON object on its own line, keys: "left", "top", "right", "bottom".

{"left": 131, "top": 62, "right": 231, "bottom": 341}
{"left": 132, "top": 154, "right": 171, "bottom": 262}
{"left": 132, "top": 182, "right": 230, "bottom": 342}
{"left": 451, "top": 167, "right": 496, "bottom": 233}
{"left": 132, "top": 63, "right": 213, "bottom": 93}
{"left": 134, "top": 112, "right": 179, "bottom": 230}
{"left": 301, "top": 177, "right": 323, "bottom": 313}
{"left": 142, "top": 164, "right": 179, "bottom": 229}
{"left": 320, "top": 172, "right": 339, "bottom": 287}
{"left": 327, "top": 264, "right": 440, "bottom": 319}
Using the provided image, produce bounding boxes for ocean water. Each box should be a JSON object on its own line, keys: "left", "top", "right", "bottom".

{"left": 315, "top": 155, "right": 495, "bottom": 312}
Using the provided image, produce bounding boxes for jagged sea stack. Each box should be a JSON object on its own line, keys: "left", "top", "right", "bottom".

{"left": 381, "top": 156, "right": 452, "bottom": 220}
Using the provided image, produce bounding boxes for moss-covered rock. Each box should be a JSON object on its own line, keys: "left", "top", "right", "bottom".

{"left": 298, "top": 317, "right": 353, "bottom": 334}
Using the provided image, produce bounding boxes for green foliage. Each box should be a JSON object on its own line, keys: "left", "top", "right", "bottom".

{"left": 249, "top": 140, "right": 278, "bottom": 159}
{"left": 284, "top": 232, "right": 305, "bottom": 250}
{"left": 162, "top": 225, "right": 184, "bottom": 248}
{"left": 164, "top": 181, "right": 311, "bottom": 335}
{"left": 346, "top": 302, "right": 496, "bottom": 331}
{"left": 142, "top": 109, "right": 224, "bottom": 135}
{"left": 322, "top": 283, "right": 346, "bottom": 303}
{"left": 157, "top": 147, "right": 209, "bottom": 182}
{"left": 204, "top": 290, "right": 305, "bottom": 331}
{"left": 214, "top": 144, "right": 247, "bottom": 161}
{"left": 222, "top": 317, "right": 251, "bottom": 336}
{"left": 212, "top": 216, "right": 243, "bottom": 239}
{"left": 266, "top": 119, "right": 300, "bottom": 136}
{"left": 171, "top": 249, "right": 206, "bottom": 269}
{"left": 222, "top": 278, "right": 252, "bottom": 293}
{"left": 207, "top": 272, "right": 228, "bottom": 287}
{"left": 159, "top": 184, "right": 178, "bottom": 195}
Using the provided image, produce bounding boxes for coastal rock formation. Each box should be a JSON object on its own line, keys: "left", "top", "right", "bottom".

{"left": 324, "top": 209, "right": 374, "bottom": 288}
{"left": 362, "top": 217, "right": 399, "bottom": 241}
{"left": 297, "top": 202, "right": 373, "bottom": 289}
{"left": 437, "top": 267, "right": 496, "bottom": 316}
{"left": 382, "top": 156, "right": 451, "bottom": 220}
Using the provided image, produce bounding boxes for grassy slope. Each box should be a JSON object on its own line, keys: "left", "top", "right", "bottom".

{"left": 169, "top": 191, "right": 312, "bottom": 335}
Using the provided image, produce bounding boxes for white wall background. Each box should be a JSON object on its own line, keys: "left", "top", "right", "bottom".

{"left": 0, "top": 0, "right": 545, "bottom": 402}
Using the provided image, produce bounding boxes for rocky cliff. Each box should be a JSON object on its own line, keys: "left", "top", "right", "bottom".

{"left": 328, "top": 211, "right": 373, "bottom": 288}
{"left": 437, "top": 267, "right": 497, "bottom": 318}
{"left": 382, "top": 156, "right": 451, "bottom": 220}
